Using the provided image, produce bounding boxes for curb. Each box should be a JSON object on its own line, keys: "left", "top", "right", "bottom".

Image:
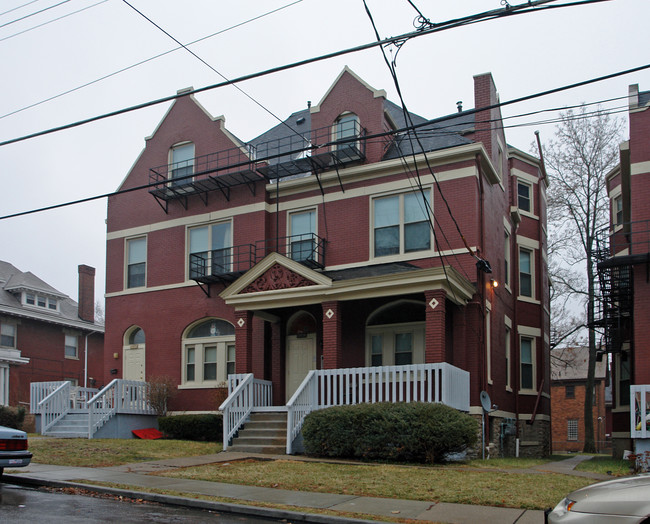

{"left": 4, "top": 474, "right": 376, "bottom": 523}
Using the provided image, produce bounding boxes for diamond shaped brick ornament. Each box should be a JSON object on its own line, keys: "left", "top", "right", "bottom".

{"left": 429, "top": 297, "right": 439, "bottom": 310}
{"left": 325, "top": 308, "right": 334, "bottom": 319}
{"left": 237, "top": 318, "right": 245, "bottom": 327}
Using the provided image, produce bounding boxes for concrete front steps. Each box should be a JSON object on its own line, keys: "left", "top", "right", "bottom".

{"left": 228, "top": 411, "right": 287, "bottom": 454}
{"left": 43, "top": 413, "right": 89, "bottom": 438}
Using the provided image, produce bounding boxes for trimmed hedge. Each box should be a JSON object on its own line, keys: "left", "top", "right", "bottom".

{"left": 0, "top": 405, "right": 26, "bottom": 430}
{"left": 302, "top": 402, "right": 477, "bottom": 463}
{"left": 157, "top": 414, "right": 222, "bottom": 441}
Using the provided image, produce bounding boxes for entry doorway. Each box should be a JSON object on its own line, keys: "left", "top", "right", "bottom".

{"left": 285, "top": 311, "right": 318, "bottom": 401}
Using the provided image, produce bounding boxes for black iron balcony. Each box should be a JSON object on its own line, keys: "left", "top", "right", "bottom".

{"left": 595, "top": 219, "right": 650, "bottom": 266}
{"left": 189, "top": 233, "right": 327, "bottom": 287}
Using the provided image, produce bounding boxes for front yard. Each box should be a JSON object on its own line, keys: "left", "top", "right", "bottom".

{"left": 25, "top": 438, "right": 630, "bottom": 511}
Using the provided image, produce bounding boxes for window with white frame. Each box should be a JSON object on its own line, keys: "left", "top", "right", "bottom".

{"left": 334, "top": 113, "right": 359, "bottom": 149}
{"left": 189, "top": 221, "right": 232, "bottom": 278}
{"left": 519, "top": 247, "right": 533, "bottom": 298}
{"left": 170, "top": 142, "right": 195, "bottom": 186}
{"left": 126, "top": 236, "right": 147, "bottom": 288}
{"left": 373, "top": 190, "right": 431, "bottom": 257}
{"left": 181, "top": 319, "right": 235, "bottom": 387}
{"left": 0, "top": 323, "right": 16, "bottom": 348}
{"left": 366, "top": 301, "right": 425, "bottom": 367}
{"left": 65, "top": 334, "right": 78, "bottom": 359}
{"left": 517, "top": 180, "right": 532, "bottom": 213}
{"left": 23, "top": 292, "right": 58, "bottom": 311}
{"left": 567, "top": 419, "right": 578, "bottom": 441}
{"left": 520, "top": 336, "right": 535, "bottom": 391}
{"left": 289, "top": 209, "right": 316, "bottom": 262}
{"left": 613, "top": 195, "right": 623, "bottom": 226}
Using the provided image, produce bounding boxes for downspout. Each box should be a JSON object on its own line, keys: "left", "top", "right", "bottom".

{"left": 511, "top": 161, "right": 521, "bottom": 441}
{"left": 477, "top": 154, "right": 488, "bottom": 455}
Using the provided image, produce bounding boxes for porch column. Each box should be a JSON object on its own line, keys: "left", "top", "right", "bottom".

{"left": 235, "top": 310, "right": 253, "bottom": 374}
{"left": 425, "top": 289, "right": 447, "bottom": 363}
{"left": 270, "top": 321, "right": 283, "bottom": 404}
{"left": 322, "top": 301, "right": 342, "bottom": 369}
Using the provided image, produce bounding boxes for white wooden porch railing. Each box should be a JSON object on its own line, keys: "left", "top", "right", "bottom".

{"left": 31, "top": 381, "right": 67, "bottom": 413}
{"left": 88, "top": 379, "right": 155, "bottom": 439}
{"left": 286, "top": 362, "right": 470, "bottom": 454}
{"left": 632, "top": 385, "right": 650, "bottom": 439}
{"left": 220, "top": 373, "right": 273, "bottom": 450}
{"left": 38, "top": 381, "right": 71, "bottom": 433}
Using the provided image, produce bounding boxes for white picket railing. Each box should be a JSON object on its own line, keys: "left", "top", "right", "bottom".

{"left": 286, "top": 362, "right": 470, "bottom": 454}
{"left": 38, "top": 381, "right": 71, "bottom": 433}
{"left": 87, "top": 379, "right": 155, "bottom": 438}
{"left": 632, "top": 385, "right": 650, "bottom": 439}
{"left": 31, "top": 381, "right": 67, "bottom": 413}
{"left": 220, "top": 373, "right": 273, "bottom": 450}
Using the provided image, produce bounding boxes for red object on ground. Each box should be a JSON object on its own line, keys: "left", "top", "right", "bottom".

{"left": 132, "top": 428, "right": 163, "bottom": 439}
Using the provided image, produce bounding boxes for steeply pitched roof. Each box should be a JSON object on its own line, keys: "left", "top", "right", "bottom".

{"left": 0, "top": 260, "right": 103, "bottom": 332}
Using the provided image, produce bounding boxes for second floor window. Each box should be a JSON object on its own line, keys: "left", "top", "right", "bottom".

{"left": 65, "top": 334, "right": 78, "bottom": 358}
{"left": 520, "top": 336, "right": 534, "bottom": 390}
{"left": 189, "top": 222, "right": 232, "bottom": 277}
{"left": 0, "top": 323, "right": 16, "bottom": 348}
{"left": 127, "top": 237, "right": 147, "bottom": 288}
{"left": 170, "top": 142, "right": 195, "bottom": 186}
{"left": 613, "top": 195, "right": 623, "bottom": 226}
{"left": 373, "top": 191, "right": 431, "bottom": 257}
{"left": 289, "top": 210, "right": 316, "bottom": 262}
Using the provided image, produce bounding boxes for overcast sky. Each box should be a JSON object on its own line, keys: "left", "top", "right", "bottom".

{"left": 1, "top": 0, "right": 648, "bottom": 303}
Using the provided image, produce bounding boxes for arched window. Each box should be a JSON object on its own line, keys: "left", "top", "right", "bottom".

{"left": 170, "top": 142, "right": 195, "bottom": 186}
{"left": 366, "top": 300, "right": 425, "bottom": 367}
{"left": 128, "top": 327, "right": 145, "bottom": 345}
{"left": 181, "top": 318, "right": 235, "bottom": 387}
{"left": 333, "top": 113, "right": 359, "bottom": 152}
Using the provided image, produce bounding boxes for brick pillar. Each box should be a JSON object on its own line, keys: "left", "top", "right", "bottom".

{"left": 322, "top": 301, "right": 342, "bottom": 369}
{"left": 425, "top": 289, "right": 447, "bottom": 363}
{"left": 78, "top": 265, "right": 95, "bottom": 323}
{"left": 235, "top": 310, "right": 253, "bottom": 374}
{"left": 271, "top": 321, "right": 283, "bottom": 404}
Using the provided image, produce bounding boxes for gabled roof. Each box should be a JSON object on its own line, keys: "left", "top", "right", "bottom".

{"left": 0, "top": 260, "right": 104, "bottom": 333}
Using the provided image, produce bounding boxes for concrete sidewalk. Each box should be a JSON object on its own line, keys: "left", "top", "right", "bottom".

{"left": 4, "top": 452, "right": 606, "bottom": 524}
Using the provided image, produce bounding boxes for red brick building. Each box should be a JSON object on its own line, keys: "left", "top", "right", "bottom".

{"left": 551, "top": 347, "right": 608, "bottom": 453}
{"left": 104, "top": 68, "right": 550, "bottom": 455}
{"left": 0, "top": 262, "right": 104, "bottom": 407}
{"left": 597, "top": 83, "right": 650, "bottom": 458}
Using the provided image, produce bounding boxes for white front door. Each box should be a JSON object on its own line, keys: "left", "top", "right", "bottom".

{"left": 124, "top": 346, "right": 145, "bottom": 381}
{"left": 286, "top": 334, "right": 316, "bottom": 401}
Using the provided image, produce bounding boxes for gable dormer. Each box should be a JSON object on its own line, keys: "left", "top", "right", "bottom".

{"left": 4, "top": 272, "right": 68, "bottom": 314}
{"left": 310, "top": 67, "right": 387, "bottom": 164}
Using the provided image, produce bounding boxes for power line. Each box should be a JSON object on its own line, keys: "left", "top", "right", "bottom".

{"left": 0, "top": 0, "right": 40, "bottom": 17}
{"left": 0, "top": 0, "right": 69, "bottom": 29}
{"left": 0, "top": 74, "right": 638, "bottom": 221}
{"left": 121, "top": 0, "right": 305, "bottom": 143}
{"left": 0, "top": 0, "right": 108, "bottom": 43}
{"left": 0, "top": 0, "right": 608, "bottom": 147}
{"left": 0, "top": 0, "right": 303, "bottom": 119}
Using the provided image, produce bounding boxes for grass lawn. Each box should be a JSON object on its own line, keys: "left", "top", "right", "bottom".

{"left": 574, "top": 455, "right": 631, "bottom": 477}
{"left": 155, "top": 458, "right": 594, "bottom": 510}
{"left": 28, "top": 438, "right": 221, "bottom": 467}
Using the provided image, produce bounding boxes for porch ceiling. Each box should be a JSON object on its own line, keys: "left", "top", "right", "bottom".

{"left": 220, "top": 252, "right": 475, "bottom": 310}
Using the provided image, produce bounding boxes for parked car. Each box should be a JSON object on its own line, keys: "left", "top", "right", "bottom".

{"left": 0, "top": 424, "right": 32, "bottom": 477}
{"left": 547, "top": 474, "right": 650, "bottom": 523}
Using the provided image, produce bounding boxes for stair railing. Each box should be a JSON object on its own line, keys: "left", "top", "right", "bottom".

{"left": 39, "top": 381, "right": 71, "bottom": 434}
{"left": 220, "top": 374, "right": 273, "bottom": 450}
{"left": 286, "top": 370, "right": 318, "bottom": 454}
{"left": 87, "top": 379, "right": 154, "bottom": 438}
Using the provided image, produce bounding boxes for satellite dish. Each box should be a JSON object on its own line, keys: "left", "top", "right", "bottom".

{"left": 480, "top": 391, "right": 493, "bottom": 413}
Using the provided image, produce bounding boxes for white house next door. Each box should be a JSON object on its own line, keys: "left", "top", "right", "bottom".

{"left": 286, "top": 334, "right": 316, "bottom": 401}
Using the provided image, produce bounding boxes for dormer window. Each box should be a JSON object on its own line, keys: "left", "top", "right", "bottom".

{"left": 23, "top": 292, "right": 59, "bottom": 312}
{"left": 170, "top": 142, "right": 195, "bottom": 186}
{"left": 334, "top": 113, "right": 359, "bottom": 150}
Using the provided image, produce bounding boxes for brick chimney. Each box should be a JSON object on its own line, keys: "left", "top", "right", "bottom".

{"left": 78, "top": 265, "right": 95, "bottom": 323}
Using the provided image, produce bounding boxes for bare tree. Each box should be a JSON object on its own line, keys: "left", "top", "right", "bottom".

{"left": 535, "top": 105, "right": 623, "bottom": 452}
{"left": 94, "top": 300, "right": 105, "bottom": 325}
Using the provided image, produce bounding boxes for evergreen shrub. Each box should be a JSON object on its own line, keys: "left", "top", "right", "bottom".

{"left": 157, "top": 414, "right": 222, "bottom": 441}
{"left": 302, "top": 402, "right": 477, "bottom": 463}
{"left": 0, "top": 405, "right": 26, "bottom": 430}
